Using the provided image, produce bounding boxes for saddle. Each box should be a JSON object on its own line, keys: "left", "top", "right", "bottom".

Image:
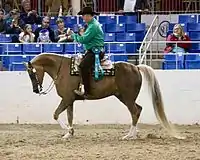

{"left": 70, "top": 53, "right": 115, "bottom": 79}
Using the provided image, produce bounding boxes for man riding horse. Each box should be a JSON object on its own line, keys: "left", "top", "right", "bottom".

{"left": 67, "top": 7, "right": 104, "bottom": 97}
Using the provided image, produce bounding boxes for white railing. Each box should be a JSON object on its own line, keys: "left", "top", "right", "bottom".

{"left": 139, "top": 15, "right": 159, "bottom": 65}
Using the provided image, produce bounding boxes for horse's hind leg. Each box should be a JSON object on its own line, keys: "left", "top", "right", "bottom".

{"left": 122, "top": 102, "right": 143, "bottom": 140}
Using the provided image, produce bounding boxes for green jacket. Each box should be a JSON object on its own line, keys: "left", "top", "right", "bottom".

{"left": 71, "top": 18, "right": 104, "bottom": 51}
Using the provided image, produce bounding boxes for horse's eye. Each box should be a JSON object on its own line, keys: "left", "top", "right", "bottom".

{"left": 32, "top": 68, "right": 36, "bottom": 73}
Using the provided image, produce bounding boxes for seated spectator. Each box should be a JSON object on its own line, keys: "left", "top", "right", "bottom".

{"left": 19, "top": 24, "right": 35, "bottom": 43}
{"left": 20, "top": 0, "right": 42, "bottom": 24}
{"left": 5, "top": 9, "right": 25, "bottom": 42}
{"left": 34, "top": 16, "right": 55, "bottom": 42}
{"left": 5, "top": 9, "right": 25, "bottom": 29}
{"left": 164, "top": 24, "right": 191, "bottom": 54}
{"left": 3, "top": 1, "right": 12, "bottom": 19}
{"left": 0, "top": 9, "right": 6, "bottom": 33}
{"left": 54, "top": 18, "right": 68, "bottom": 42}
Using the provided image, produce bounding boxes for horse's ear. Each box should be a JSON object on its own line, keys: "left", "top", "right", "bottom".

{"left": 23, "top": 62, "right": 28, "bottom": 69}
{"left": 28, "top": 61, "right": 32, "bottom": 68}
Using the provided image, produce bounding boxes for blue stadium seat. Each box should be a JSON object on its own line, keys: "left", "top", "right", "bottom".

{"left": 116, "top": 33, "right": 136, "bottom": 42}
{"left": 100, "top": 24, "right": 105, "bottom": 32}
{"left": 185, "top": 54, "right": 200, "bottom": 69}
{"left": 191, "top": 43, "right": 200, "bottom": 53}
{"left": 75, "top": 44, "right": 84, "bottom": 53}
{"left": 50, "top": 24, "right": 58, "bottom": 30}
{"left": 106, "top": 43, "right": 126, "bottom": 53}
{"left": 188, "top": 23, "right": 200, "bottom": 32}
{"left": 65, "top": 43, "right": 75, "bottom": 54}
{"left": 50, "top": 16, "right": 57, "bottom": 25}
{"left": 31, "top": 24, "right": 42, "bottom": 31}
{"left": 23, "top": 44, "right": 42, "bottom": 54}
{"left": 126, "top": 43, "right": 137, "bottom": 53}
{"left": 119, "top": 16, "right": 137, "bottom": 24}
{"left": 162, "top": 54, "right": 184, "bottom": 69}
{"left": 72, "top": 24, "right": 84, "bottom": 33}
{"left": 0, "top": 34, "right": 12, "bottom": 43}
{"left": 43, "top": 44, "right": 64, "bottom": 53}
{"left": 3, "top": 44, "right": 22, "bottom": 54}
{"left": 105, "top": 43, "right": 127, "bottom": 61}
{"left": 64, "top": 16, "right": 77, "bottom": 25}
{"left": 99, "top": 16, "right": 117, "bottom": 24}
{"left": 178, "top": 15, "right": 197, "bottom": 23}
{"left": 9, "top": 55, "right": 29, "bottom": 71}
{"left": 126, "top": 23, "right": 145, "bottom": 32}
{"left": 104, "top": 33, "right": 115, "bottom": 42}
{"left": 189, "top": 32, "right": 200, "bottom": 40}
{"left": 106, "top": 24, "right": 125, "bottom": 33}
{"left": 169, "top": 23, "right": 187, "bottom": 32}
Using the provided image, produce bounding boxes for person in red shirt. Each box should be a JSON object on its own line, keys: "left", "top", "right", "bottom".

{"left": 164, "top": 24, "right": 191, "bottom": 53}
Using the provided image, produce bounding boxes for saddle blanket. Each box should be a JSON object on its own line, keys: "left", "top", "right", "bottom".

{"left": 70, "top": 54, "right": 115, "bottom": 76}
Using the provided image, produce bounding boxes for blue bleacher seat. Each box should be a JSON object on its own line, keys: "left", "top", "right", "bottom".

{"left": 3, "top": 44, "right": 22, "bottom": 54}
{"left": 76, "top": 44, "right": 84, "bottom": 53}
{"left": 119, "top": 16, "right": 137, "bottom": 24}
{"left": 43, "top": 44, "right": 64, "bottom": 53}
{"left": 32, "top": 24, "right": 41, "bottom": 31}
{"left": 0, "top": 34, "right": 12, "bottom": 43}
{"left": 64, "top": 16, "right": 77, "bottom": 25}
{"left": 99, "top": 16, "right": 117, "bottom": 24}
{"left": 104, "top": 33, "right": 115, "bottom": 42}
{"left": 105, "top": 43, "right": 127, "bottom": 61}
{"left": 50, "top": 16, "right": 57, "bottom": 25}
{"left": 65, "top": 43, "right": 75, "bottom": 54}
{"left": 178, "top": 15, "right": 197, "bottom": 23}
{"left": 9, "top": 55, "right": 29, "bottom": 71}
{"left": 23, "top": 44, "right": 42, "bottom": 54}
{"left": 163, "top": 54, "right": 184, "bottom": 69}
{"left": 116, "top": 33, "right": 136, "bottom": 42}
{"left": 185, "top": 54, "right": 200, "bottom": 69}
{"left": 126, "top": 43, "right": 137, "bottom": 53}
{"left": 100, "top": 24, "right": 105, "bottom": 32}
{"left": 126, "top": 23, "right": 145, "bottom": 32}
{"left": 106, "top": 24, "right": 125, "bottom": 33}
{"left": 188, "top": 23, "right": 200, "bottom": 32}
{"left": 169, "top": 23, "right": 187, "bottom": 32}
{"left": 191, "top": 43, "right": 200, "bottom": 53}
{"left": 189, "top": 32, "right": 200, "bottom": 41}
{"left": 73, "top": 24, "right": 84, "bottom": 33}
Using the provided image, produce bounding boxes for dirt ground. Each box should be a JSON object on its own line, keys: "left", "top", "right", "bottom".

{"left": 0, "top": 124, "right": 200, "bottom": 160}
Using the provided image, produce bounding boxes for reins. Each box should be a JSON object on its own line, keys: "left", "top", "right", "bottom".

{"left": 39, "top": 54, "right": 65, "bottom": 95}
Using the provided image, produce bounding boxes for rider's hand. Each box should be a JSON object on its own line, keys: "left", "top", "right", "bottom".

{"left": 67, "top": 28, "right": 74, "bottom": 35}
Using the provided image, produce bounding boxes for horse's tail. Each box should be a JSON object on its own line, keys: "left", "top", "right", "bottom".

{"left": 137, "top": 64, "right": 183, "bottom": 139}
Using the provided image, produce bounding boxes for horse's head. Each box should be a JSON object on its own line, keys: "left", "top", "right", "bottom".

{"left": 24, "top": 61, "right": 44, "bottom": 94}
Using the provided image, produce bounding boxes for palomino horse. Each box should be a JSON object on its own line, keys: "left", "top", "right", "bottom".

{"left": 24, "top": 53, "right": 183, "bottom": 140}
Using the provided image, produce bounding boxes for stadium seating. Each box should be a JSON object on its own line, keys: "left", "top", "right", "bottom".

{"left": 0, "top": 15, "right": 147, "bottom": 70}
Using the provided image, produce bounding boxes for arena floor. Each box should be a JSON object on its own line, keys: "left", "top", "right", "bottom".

{"left": 0, "top": 124, "right": 200, "bottom": 160}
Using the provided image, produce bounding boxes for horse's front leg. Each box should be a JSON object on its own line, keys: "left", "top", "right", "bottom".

{"left": 62, "top": 105, "right": 74, "bottom": 139}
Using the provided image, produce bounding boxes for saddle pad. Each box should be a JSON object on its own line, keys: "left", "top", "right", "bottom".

{"left": 70, "top": 57, "right": 115, "bottom": 76}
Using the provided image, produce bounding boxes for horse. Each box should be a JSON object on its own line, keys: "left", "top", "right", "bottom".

{"left": 24, "top": 52, "right": 183, "bottom": 140}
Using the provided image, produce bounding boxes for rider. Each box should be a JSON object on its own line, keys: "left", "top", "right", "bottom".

{"left": 67, "top": 7, "right": 105, "bottom": 97}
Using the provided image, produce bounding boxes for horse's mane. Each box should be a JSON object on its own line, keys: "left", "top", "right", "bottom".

{"left": 30, "top": 52, "right": 73, "bottom": 64}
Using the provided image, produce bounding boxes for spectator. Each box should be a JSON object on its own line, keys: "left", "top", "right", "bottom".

{"left": 5, "top": 9, "right": 25, "bottom": 29}
{"left": 19, "top": 24, "right": 35, "bottom": 43}
{"left": 0, "top": 9, "right": 6, "bottom": 33}
{"left": 54, "top": 18, "right": 68, "bottom": 42}
{"left": 20, "top": 0, "right": 42, "bottom": 24}
{"left": 3, "top": 1, "right": 12, "bottom": 19}
{"left": 34, "top": 16, "right": 55, "bottom": 42}
{"left": 5, "top": 9, "right": 25, "bottom": 42}
{"left": 164, "top": 24, "right": 191, "bottom": 54}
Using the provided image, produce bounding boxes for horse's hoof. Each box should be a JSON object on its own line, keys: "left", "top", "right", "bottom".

{"left": 122, "top": 135, "right": 137, "bottom": 140}
{"left": 62, "top": 132, "right": 73, "bottom": 139}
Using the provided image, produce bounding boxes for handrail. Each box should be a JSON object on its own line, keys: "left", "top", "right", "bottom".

{"left": 139, "top": 15, "right": 159, "bottom": 64}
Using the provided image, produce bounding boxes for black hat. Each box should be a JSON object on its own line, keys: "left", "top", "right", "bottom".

{"left": 77, "top": 7, "right": 99, "bottom": 16}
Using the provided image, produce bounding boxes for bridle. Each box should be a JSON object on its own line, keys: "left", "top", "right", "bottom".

{"left": 27, "top": 55, "right": 65, "bottom": 95}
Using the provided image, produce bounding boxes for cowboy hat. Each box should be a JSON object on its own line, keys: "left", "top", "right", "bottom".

{"left": 77, "top": 7, "right": 99, "bottom": 15}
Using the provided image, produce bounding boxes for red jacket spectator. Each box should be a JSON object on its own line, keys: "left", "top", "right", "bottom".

{"left": 164, "top": 24, "right": 191, "bottom": 53}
